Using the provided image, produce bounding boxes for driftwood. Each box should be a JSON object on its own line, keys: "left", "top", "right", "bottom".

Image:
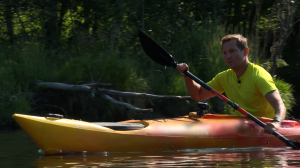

{"left": 98, "top": 89, "right": 191, "bottom": 100}
{"left": 99, "top": 93, "right": 153, "bottom": 112}
{"left": 37, "top": 81, "right": 192, "bottom": 112}
{"left": 37, "top": 82, "right": 92, "bottom": 92}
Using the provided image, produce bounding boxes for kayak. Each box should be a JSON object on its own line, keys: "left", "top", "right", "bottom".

{"left": 13, "top": 113, "right": 300, "bottom": 155}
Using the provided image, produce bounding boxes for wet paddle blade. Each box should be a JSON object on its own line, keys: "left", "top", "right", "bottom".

{"left": 138, "top": 30, "right": 176, "bottom": 67}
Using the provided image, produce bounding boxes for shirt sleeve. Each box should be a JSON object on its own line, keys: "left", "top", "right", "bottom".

{"left": 256, "top": 70, "right": 278, "bottom": 96}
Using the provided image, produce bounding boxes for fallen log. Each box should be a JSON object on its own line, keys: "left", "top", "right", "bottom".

{"left": 37, "top": 81, "right": 191, "bottom": 113}
{"left": 98, "top": 89, "right": 191, "bottom": 100}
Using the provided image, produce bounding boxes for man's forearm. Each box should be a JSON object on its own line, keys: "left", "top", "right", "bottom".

{"left": 184, "top": 77, "right": 201, "bottom": 101}
{"left": 274, "top": 102, "right": 286, "bottom": 121}
{"left": 184, "top": 77, "right": 215, "bottom": 102}
{"left": 265, "top": 90, "right": 286, "bottom": 121}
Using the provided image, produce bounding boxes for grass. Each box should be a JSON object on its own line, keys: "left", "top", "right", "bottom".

{"left": 0, "top": 20, "right": 296, "bottom": 129}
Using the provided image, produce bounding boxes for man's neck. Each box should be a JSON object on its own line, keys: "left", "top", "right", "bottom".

{"left": 233, "top": 62, "right": 249, "bottom": 78}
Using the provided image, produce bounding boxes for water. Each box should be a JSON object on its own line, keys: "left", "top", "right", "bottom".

{"left": 1, "top": 130, "right": 300, "bottom": 168}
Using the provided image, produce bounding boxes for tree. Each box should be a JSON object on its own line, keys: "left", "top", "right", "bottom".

{"left": 270, "top": 0, "right": 299, "bottom": 76}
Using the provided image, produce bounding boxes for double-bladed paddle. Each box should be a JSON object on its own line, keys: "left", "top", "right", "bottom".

{"left": 138, "top": 29, "right": 300, "bottom": 150}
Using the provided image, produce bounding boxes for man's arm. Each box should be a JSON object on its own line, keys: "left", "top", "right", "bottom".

{"left": 264, "top": 90, "right": 286, "bottom": 133}
{"left": 176, "top": 63, "right": 215, "bottom": 101}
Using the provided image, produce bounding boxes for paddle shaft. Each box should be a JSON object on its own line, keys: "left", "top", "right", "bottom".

{"left": 183, "top": 70, "right": 300, "bottom": 150}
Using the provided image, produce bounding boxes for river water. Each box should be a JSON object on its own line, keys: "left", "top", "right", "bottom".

{"left": 1, "top": 130, "right": 300, "bottom": 168}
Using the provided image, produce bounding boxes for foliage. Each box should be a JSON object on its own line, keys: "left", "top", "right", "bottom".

{"left": 141, "top": 20, "right": 229, "bottom": 96}
{"left": 0, "top": 36, "right": 149, "bottom": 126}
{"left": 0, "top": 0, "right": 299, "bottom": 129}
{"left": 274, "top": 78, "right": 295, "bottom": 115}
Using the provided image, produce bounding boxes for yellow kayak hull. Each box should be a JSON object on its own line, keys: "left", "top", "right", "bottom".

{"left": 13, "top": 113, "right": 300, "bottom": 155}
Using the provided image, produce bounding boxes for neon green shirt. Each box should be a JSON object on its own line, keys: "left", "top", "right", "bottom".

{"left": 207, "top": 62, "right": 277, "bottom": 118}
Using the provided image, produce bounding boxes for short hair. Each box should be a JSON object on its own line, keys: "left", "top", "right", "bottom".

{"left": 221, "top": 34, "right": 248, "bottom": 51}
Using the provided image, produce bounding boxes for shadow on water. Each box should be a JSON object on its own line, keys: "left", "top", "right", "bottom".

{"left": 0, "top": 130, "right": 40, "bottom": 168}
{"left": 2, "top": 130, "right": 300, "bottom": 167}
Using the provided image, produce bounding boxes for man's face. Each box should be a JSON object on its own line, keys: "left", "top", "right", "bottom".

{"left": 222, "top": 39, "right": 247, "bottom": 70}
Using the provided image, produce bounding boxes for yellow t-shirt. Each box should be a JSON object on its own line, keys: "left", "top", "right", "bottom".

{"left": 207, "top": 62, "right": 277, "bottom": 118}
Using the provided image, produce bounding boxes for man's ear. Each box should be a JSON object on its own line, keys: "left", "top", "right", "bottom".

{"left": 244, "top": 47, "right": 249, "bottom": 56}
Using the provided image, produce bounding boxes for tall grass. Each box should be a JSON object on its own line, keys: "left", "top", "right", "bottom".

{"left": 0, "top": 42, "right": 53, "bottom": 121}
{"left": 0, "top": 20, "right": 296, "bottom": 129}
{"left": 140, "top": 21, "right": 228, "bottom": 96}
{"left": 137, "top": 21, "right": 231, "bottom": 116}
{"left": 0, "top": 35, "right": 150, "bottom": 127}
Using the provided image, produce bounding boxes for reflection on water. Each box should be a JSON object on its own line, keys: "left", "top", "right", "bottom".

{"left": 2, "top": 130, "right": 300, "bottom": 167}
{"left": 32, "top": 149, "right": 300, "bottom": 167}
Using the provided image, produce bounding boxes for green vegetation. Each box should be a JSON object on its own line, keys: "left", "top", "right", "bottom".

{"left": 274, "top": 78, "right": 296, "bottom": 115}
{"left": 0, "top": 0, "right": 299, "bottom": 129}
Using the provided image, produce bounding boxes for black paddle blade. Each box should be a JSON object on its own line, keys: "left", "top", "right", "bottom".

{"left": 138, "top": 30, "right": 177, "bottom": 68}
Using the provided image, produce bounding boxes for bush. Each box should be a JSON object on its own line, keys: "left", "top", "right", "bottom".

{"left": 274, "top": 78, "right": 295, "bottom": 115}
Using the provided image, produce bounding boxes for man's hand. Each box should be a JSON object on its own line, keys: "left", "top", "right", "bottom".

{"left": 264, "top": 122, "right": 281, "bottom": 134}
{"left": 176, "top": 63, "right": 189, "bottom": 78}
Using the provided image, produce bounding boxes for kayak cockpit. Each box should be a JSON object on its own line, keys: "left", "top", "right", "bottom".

{"left": 44, "top": 113, "right": 146, "bottom": 130}
{"left": 92, "top": 122, "right": 145, "bottom": 130}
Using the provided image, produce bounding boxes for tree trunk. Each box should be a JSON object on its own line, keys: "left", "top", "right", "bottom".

{"left": 42, "top": 0, "right": 59, "bottom": 47}
{"left": 58, "top": 1, "right": 69, "bottom": 38}
{"left": 4, "top": 2, "right": 14, "bottom": 44}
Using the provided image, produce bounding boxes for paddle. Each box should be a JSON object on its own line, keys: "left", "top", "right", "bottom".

{"left": 138, "top": 29, "right": 300, "bottom": 150}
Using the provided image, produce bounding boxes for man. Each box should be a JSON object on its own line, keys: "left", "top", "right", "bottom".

{"left": 176, "top": 34, "right": 286, "bottom": 134}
